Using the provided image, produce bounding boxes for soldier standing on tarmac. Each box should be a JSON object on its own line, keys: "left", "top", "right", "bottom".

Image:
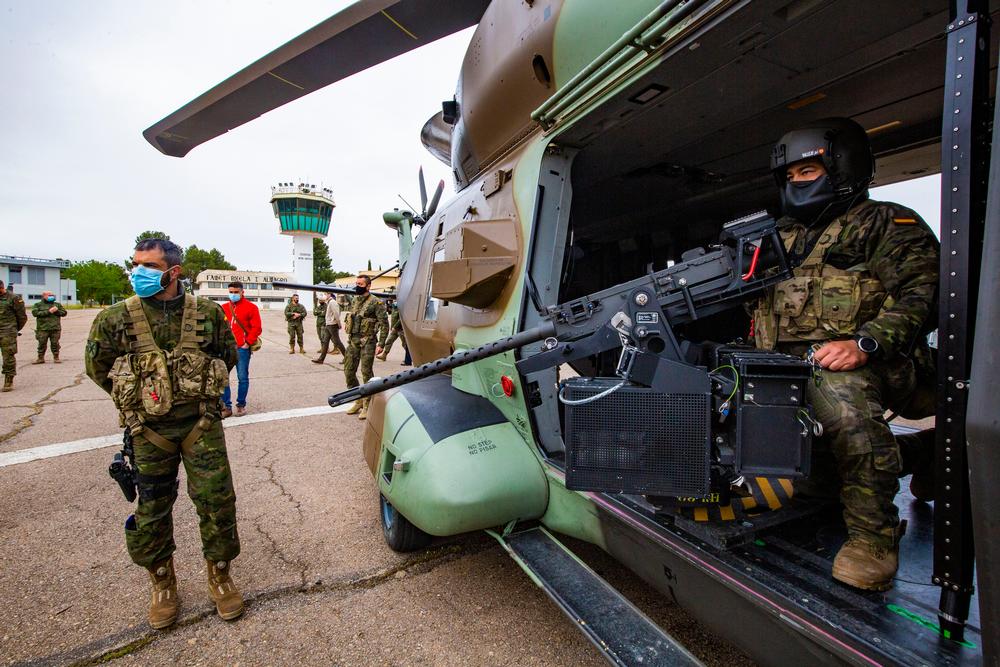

{"left": 314, "top": 292, "right": 328, "bottom": 354}
{"left": 0, "top": 280, "right": 27, "bottom": 392}
{"left": 85, "top": 238, "right": 244, "bottom": 629}
{"left": 754, "top": 118, "right": 939, "bottom": 592}
{"left": 31, "top": 290, "right": 67, "bottom": 364}
{"left": 343, "top": 274, "right": 388, "bottom": 419}
{"left": 284, "top": 293, "right": 307, "bottom": 354}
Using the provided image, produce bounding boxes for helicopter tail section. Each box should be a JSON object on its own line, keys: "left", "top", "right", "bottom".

{"left": 496, "top": 527, "right": 704, "bottom": 667}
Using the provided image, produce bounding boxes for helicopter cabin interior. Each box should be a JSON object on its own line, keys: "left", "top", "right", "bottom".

{"left": 515, "top": 2, "right": 995, "bottom": 662}
{"left": 524, "top": 0, "right": 998, "bottom": 416}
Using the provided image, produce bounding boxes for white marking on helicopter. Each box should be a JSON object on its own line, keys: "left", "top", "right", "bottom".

{"left": 0, "top": 403, "right": 352, "bottom": 468}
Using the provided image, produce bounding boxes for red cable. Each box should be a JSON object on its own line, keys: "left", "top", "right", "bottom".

{"left": 741, "top": 244, "right": 762, "bottom": 281}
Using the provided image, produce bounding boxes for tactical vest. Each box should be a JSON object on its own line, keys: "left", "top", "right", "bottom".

{"left": 346, "top": 294, "right": 380, "bottom": 337}
{"left": 754, "top": 204, "right": 889, "bottom": 349}
{"left": 108, "top": 295, "right": 228, "bottom": 452}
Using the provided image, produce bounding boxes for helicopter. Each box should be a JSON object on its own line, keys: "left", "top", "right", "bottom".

{"left": 144, "top": 1, "right": 1000, "bottom": 665}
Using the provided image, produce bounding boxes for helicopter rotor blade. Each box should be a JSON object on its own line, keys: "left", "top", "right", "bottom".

{"left": 426, "top": 179, "right": 445, "bottom": 219}
{"left": 143, "top": 0, "right": 491, "bottom": 157}
{"left": 418, "top": 166, "right": 428, "bottom": 215}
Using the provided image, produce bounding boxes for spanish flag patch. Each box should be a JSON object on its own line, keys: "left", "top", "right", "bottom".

{"left": 893, "top": 217, "right": 917, "bottom": 225}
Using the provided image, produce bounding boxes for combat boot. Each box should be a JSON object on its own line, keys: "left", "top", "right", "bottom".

{"left": 289, "top": 346, "right": 295, "bottom": 354}
{"left": 358, "top": 399, "right": 369, "bottom": 420}
{"left": 2, "top": 376, "right": 12, "bottom": 392}
{"left": 206, "top": 559, "right": 244, "bottom": 620}
{"left": 146, "top": 557, "right": 179, "bottom": 629}
{"left": 832, "top": 537, "right": 898, "bottom": 591}
{"left": 32, "top": 354, "right": 45, "bottom": 364}
{"left": 345, "top": 400, "right": 363, "bottom": 415}
{"left": 53, "top": 353, "right": 60, "bottom": 364}
{"left": 299, "top": 345, "right": 306, "bottom": 354}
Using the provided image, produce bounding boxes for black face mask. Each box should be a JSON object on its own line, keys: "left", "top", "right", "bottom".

{"left": 354, "top": 285, "right": 367, "bottom": 294}
{"left": 781, "top": 175, "right": 841, "bottom": 224}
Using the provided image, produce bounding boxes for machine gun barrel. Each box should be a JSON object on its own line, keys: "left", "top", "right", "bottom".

{"left": 273, "top": 281, "right": 396, "bottom": 299}
{"left": 327, "top": 321, "right": 557, "bottom": 407}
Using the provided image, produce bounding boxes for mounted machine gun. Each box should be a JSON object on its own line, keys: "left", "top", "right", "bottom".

{"left": 328, "top": 211, "right": 815, "bottom": 501}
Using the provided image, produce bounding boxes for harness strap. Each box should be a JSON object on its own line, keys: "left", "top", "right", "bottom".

{"left": 124, "top": 296, "right": 159, "bottom": 354}
{"left": 177, "top": 293, "right": 206, "bottom": 352}
{"left": 123, "top": 407, "right": 214, "bottom": 456}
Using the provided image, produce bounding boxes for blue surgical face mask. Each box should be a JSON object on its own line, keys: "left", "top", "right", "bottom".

{"left": 229, "top": 293, "right": 241, "bottom": 303}
{"left": 130, "top": 265, "right": 167, "bottom": 298}
{"left": 45, "top": 296, "right": 56, "bottom": 303}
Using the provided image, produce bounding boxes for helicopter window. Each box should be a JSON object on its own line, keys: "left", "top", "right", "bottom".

{"left": 423, "top": 245, "right": 445, "bottom": 322}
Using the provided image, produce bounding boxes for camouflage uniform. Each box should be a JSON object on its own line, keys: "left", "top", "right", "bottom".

{"left": 31, "top": 299, "right": 67, "bottom": 356}
{"left": 85, "top": 293, "right": 240, "bottom": 568}
{"left": 314, "top": 298, "right": 329, "bottom": 350}
{"left": 382, "top": 307, "right": 405, "bottom": 356}
{"left": 0, "top": 289, "right": 27, "bottom": 379}
{"left": 753, "top": 199, "right": 939, "bottom": 548}
{"left": 285, "top": 301, "right": 307, "bottom": 348}
{"left": 343, "top": 293, "right": 388, "bottom": 391}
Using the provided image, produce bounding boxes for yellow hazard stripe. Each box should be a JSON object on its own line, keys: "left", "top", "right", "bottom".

{"left": 757, "top": 477, "right": 782, "bottom": 510}
{"left": 719, "top": 505, "right": 736, "bottom": 521}
{"left": 267, "top": 71, "right": 304, "bottom": 90}
{"left": 741, "top": 496, "right": 758, "bottom": 510}
{"left": 693, "top": 507, "right": 709, "bottom": 522}
{"left": 381, "top": 10, "right": 419, "bottom": 40}
{"left": 778, "top": 478, "right": 794, "bottom": 498}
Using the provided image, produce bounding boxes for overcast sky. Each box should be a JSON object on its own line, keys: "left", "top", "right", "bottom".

{"left": 1, "top": 1, "right": 940, "bottom": 275}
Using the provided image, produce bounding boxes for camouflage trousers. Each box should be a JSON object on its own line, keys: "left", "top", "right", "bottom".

{"left": 36, "top": 329, "right": 60, "bottom": 355}
{"left": 317, "top": 321, "right": 330, "bottom": 346}
{"left": 125, "top": 415, "right": 240, "bottom": 568}
{"left": 287, "top": 322, "right": 304, "bottom": 348}
{"left": 344, "top": 335, "right": 377, "bottom": 389}
{"left": 0, "top": 333, "right": 16, "bottom": 377}
{"left": 383, "top": 328, "right": 405, "bottom": 356}
{"left": 799, "top": 360, "right": 906, "bottom": 548}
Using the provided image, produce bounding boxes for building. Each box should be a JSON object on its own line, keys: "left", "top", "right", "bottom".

{"left": 0, "top": 256, "right": 77, "bottom": 304}
{"left": 194, "top": 270, "right": 296, "bottom": 310}
{"left": 270, "top": 182, "right": 335, "bottom": 310}
{"left": 332, "top": 269, "right": 400, "bottom": 294}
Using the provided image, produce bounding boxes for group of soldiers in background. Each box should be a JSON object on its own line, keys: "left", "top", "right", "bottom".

{"left": 0, "top": 280, "right": 68, "bottom": 392}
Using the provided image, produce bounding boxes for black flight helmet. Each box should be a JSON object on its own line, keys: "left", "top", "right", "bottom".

{"left": 771, "top": 117, "right": 875, "bottom": 223}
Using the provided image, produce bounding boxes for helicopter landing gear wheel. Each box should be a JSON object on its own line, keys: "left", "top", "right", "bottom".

{"left": 380, "top": 494, "right": 431, "bottom": 552}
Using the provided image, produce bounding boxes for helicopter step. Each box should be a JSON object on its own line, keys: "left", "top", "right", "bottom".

{"left": 494, "top": 526, "right": 702, "bottom": 667}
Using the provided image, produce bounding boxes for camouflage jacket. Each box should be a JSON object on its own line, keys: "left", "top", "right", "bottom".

{"left": 313, "top": 299, "right": 327, "bottom": 320}
{"left": 86, "top": 293, "right": 237, "bottom": 419}
{"left": 388, "top": 308, "right": 402, "bottom": 333}
{"left": 753, "top": 199, "right": 939, "bottom": 358}
{"left": 31, "top": 300, "right": 67, "bottom": 331}
{"left": 346, "top": 293, "right": 388, "bottom": 346}
{"left": 0, "top": 290, "right": 28, "bottom": 336}
{"left": 285, "top": 302, "right": 307, "bottom": 323}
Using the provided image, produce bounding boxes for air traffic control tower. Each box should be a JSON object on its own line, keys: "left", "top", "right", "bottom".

{"left": 270, "top": 182, "right": 335, "bottom": 309}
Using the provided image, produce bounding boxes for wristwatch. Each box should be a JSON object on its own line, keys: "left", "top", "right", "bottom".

{"left": 854, "top": 335, "right": 879, "bottom": 355}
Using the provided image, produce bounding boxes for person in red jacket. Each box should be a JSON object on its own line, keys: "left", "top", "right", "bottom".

{"left": 220, "top": 281, "right": 262, "bottom": 417}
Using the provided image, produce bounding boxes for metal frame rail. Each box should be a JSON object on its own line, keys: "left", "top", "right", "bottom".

{"left": 934, "top": 0, "right": 992, "bottom": 643}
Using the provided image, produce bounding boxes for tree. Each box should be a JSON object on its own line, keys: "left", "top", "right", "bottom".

{"left": 135, "top": 230, "right": 170, "bottom": 246}
{"left": 313, "top": 238, "right": 335, "bottom": 284}
{"left": 182, "top": 244, "right": 236, "bottom": 281}
{"left": 367, "top": 259, "right": 372, "bottom": 271}
{"left": 64, "top": 260, "right": 132, "bottom": 305}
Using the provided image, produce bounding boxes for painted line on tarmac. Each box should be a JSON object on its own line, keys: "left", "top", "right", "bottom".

{"left": 0, "top": 403, "right": 353, "bottom": 468}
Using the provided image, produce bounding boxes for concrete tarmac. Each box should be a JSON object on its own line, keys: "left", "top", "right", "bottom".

{"left": 0, "top": 308, "right": 752, "bottom": 667}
